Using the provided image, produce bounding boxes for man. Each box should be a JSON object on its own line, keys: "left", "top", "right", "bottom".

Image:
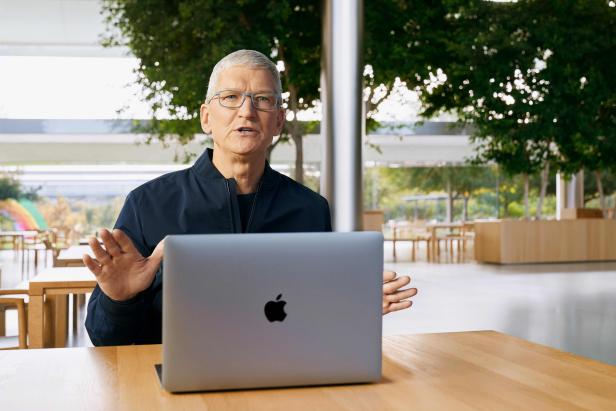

{"left": 84, "top": 50, "right": 417, "bottom": 346}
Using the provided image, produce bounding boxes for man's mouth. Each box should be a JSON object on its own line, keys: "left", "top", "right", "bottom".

{"left": 237, "top": 126, "right": 257, "bottom": 133}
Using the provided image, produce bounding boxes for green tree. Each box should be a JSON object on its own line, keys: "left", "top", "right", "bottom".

{"left": 382, "top": 165, "right": 493, "bottom": 222}
{"left": 375, "top": 1, "right": 615, "bottom": 219}
{"left": 0, "top": 174, "right": 39, "bottom": 201}
{"left": 529, "top": 2, "right": 616, "bottom": 216}
{"left": 102, "top": 0, "right": 322, "bottom": 183}
{"left": 0, "top": 175, "right": 21, "bottom": 200}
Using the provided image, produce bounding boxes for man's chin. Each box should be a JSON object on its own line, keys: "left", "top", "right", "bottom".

{"left": 213, "top": 138, "right": 272, "bottom": 159}
{"left": 228, "top": 145, "right": 268, "bottom": 158}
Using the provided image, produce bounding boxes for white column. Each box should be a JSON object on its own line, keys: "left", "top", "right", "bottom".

{"left": 556, "top": 170, "right": 584, "bottom": 219}
{"left": 320, "top": 0, "right": 364, "bottom": 232}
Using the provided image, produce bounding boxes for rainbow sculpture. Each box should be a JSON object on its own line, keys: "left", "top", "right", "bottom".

{"left": 0, "top": 198, "right": 48, "bottom": 231}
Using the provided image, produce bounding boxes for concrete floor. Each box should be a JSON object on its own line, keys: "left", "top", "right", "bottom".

{"left": 2, "top": 244, "right": 616, "bottom": 365}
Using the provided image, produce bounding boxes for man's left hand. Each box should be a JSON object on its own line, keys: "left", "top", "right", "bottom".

{"left": 382, "top": 270, "right": 417, "bottom": 315}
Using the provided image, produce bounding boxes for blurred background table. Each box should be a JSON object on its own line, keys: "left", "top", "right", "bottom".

{"left": 54, "top": 245, "right": 93, "bottom": 267}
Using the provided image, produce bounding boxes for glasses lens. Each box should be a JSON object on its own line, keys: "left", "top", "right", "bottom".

{"left": 216, "top": 91, "right": 279, "bottom": 110}
{"left": 252, "top": 93, "right": 278, "bottom": 110}
{"left": 218, "top": 91, "right": 244, "bottom": 108}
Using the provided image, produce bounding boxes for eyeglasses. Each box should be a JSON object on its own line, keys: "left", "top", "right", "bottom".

{"left": 209, "top": 90, "right": 281, "bottom": 111}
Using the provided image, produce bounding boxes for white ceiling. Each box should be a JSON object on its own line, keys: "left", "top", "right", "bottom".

{"left": 0, "top": 0, "right": 128, "bottom": 56}
{"left": 0, "top": 1, "right": 477, "bottom": 168}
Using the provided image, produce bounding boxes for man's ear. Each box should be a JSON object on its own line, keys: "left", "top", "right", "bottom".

{"left": 274, "top": 108, "right": 285, "bottom": 136}
{"left": 200, "top": 103, "right": 212, "bottom": 134}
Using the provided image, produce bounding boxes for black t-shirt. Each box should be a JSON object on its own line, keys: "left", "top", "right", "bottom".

{"left": 237, "top": 193, "right": 257, "bottom": 233}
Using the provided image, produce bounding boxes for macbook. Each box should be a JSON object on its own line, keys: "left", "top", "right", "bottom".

{"left": 161, "top": 231, "right": 383, "bottom": 392}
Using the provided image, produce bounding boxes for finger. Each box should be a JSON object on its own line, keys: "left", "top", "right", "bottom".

{"left": 146, "top": 238, "right": 165, "bottom": 271}
{"left": 383, "top": 270, "right": 396, "bottom": 283}
{"left": 385, "top": 287, "right": 418, "bottom": 303}
{"left": 383, "top": 276, "right": 410, "bottom": 294}
{"left": 384, "top": 300, "right": 412, "bottom": 315}
{"left": 89, "top": 236, "right": 111, "bottom": 265}
{"left": 111, "top": 229, "right": 140, "bottom": 256}
{"left": 83, "top": 254, "right": 102, "bottom": 276}
{"left": 99, "top": 229, "right": 122, "bottom": 258}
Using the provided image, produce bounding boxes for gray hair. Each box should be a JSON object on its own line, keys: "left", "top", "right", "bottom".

{"left": 205, "top": 49, "right": 282, "bottom": 102}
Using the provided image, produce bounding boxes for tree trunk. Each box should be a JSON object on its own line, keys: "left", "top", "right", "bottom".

{"left": 291, "top": 129, "right": 303, "bottom": 184}
{"left": 503, "top": 194, "right": 510, "bottom": 218}
{"left": 266, "top": 137, "right": 283, "bottom": 162}
{"left": 463, "top": 196, "right": 469, "bottom": 221}
{"left": 287, "top": 85, "right": 303, "bottom": 184}
{"left": 536, "top": 163, "right": 549, "bottom": 219}
{"left": 523, "top": 173, "right": 530, "bottom": 220}
{"left": 446, "top": 176, "right": 453, "bottom": 223}
{"left": 594, "top": 170, "right": 606, "bottom": 217}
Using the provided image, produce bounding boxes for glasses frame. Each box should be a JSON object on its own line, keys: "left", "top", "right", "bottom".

{"left": 208, "top": 89, "right": 282, "bottom": 112}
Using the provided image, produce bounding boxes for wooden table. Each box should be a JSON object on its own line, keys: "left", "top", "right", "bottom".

{"left": 27, "top": 267, "right": 96, "bottom": 348}
{"left": 55, "top": 245, "right": 93, "bottom": 267}
{"left": 0, "top": 230, "right": 39, "bottom": 276}
{"left": 1, "top": 331, "right": 615, "bottom": 410}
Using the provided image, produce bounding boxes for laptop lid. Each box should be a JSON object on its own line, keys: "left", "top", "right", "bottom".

{"left": 162, "top": 232, "right": 383, "bottom": 392}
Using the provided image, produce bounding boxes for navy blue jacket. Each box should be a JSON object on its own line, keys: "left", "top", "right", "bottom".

{"left": 85, "top": 149, "right": 332, "bottom": 346}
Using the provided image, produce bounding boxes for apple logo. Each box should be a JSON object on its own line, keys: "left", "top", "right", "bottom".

{"left": 264, "top": 294, "right": 287, "bottom": 322}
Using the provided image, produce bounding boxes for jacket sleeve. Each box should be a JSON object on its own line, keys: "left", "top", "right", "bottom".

{"left": 322, "top": 197, "right": 333, "bottom": 232}
{"left": 85, "top": 192, "right": 162, "bottom": 346}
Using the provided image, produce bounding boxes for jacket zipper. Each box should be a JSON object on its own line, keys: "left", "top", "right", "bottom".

{"left": 245, "top": 180, "right": 263, "bottom": 233}
{"left": 225, "top": 179, "right": 236, "bottom": 233}
{"left": 226, "top": 179, "right": 263, "bottom": 233}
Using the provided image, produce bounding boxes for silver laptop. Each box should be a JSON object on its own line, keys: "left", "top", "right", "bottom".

{"left": 161, "top": 232, "right": 383, "bottom": 392}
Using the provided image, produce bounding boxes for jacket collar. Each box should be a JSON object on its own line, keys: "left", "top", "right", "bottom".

{"left": 191, "top": 148, "right": 280, "bottom": 190}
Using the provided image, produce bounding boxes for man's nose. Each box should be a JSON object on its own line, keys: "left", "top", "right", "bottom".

{"left": 237, "top": 95, "right": 257, "bottom": 117}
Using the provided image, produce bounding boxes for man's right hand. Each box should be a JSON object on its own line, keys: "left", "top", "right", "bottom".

{"left": 83, "top": 228, "right": 164, "bottom": 302}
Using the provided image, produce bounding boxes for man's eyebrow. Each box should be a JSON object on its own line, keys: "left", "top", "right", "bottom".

{"left": 218, "top": 88, "right": 277, "bottom": 94}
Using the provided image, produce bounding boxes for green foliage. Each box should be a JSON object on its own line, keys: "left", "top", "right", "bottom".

{"left": 377, "top": 1, "right": 615, "bottom": 184}
{"left": 101, "top": 1, "right": 441, "bottom": 169}
{"left": 373, "top": 165, "right": 499, "bottom": 220}
{"left": 0, "top": 174, "right": 39, "bottom": 201}
{"left": 0, "top": 215, "right": 10, "bottom": 230}
{"left": 368, "top": 164, "right": 566, "bottom": 221}
{"left": 102, "top": 0, "right": 321, "bottom": 142}
{"left": 380, "top": 165, "right": 494, "bottom": 200}
{"left": 0, "top": 175, "right": 21, "bottom": 200}
{"left": 0, "top": 175, "right": 39, "bottom": 230}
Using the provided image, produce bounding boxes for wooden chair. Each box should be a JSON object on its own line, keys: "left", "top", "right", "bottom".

{"left": 23, "top": 230, "right": 64, "bottom": 274}
{"left": 362, "top": 210, "right": 385, "bottom": 231}
{"left": 431, "top": 226, "right": 463, "bottom": 263}
{"left": 460, "top": 222, "right": 475, "bottom": 261}
{"left": 412, "top": 228, "right": 433, "bottom": 262}
{"left": 396, "top": 222, "right": 432, "bottom": 262}
{"left": 381, "top": 221, "right": 397, "bottom": 260}
{"left": 0, "top": 286, "right": 29, "bottom": 349}
{"left": 0, "top": 234, "right": 18, "bottom": 251}
{"left": 436, "top": 223, "right": 475, "bottom": 263}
